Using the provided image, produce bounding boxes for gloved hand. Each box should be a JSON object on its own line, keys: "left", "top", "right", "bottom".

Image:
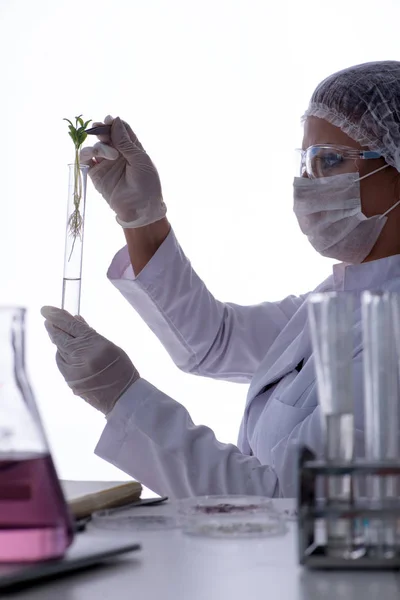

{"left": 80, "top": 115, "right": 167, "bottom": 228}
{"left": 41, "top": 306, "right": 140, "bottom": 415}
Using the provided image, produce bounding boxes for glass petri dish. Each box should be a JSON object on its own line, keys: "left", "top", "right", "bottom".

{"left": 177, "top": 495, "right": 288, "bottom": 539}
{"left": 91, "top": 506, "right": 178, "bottom": 532}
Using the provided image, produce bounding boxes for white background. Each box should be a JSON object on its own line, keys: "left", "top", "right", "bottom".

{"left": 1, "top": 0, "right": 399, "bottom": 480}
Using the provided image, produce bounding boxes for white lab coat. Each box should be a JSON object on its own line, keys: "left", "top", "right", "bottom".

{"left": 95, "top": 230, "right": 400, "bottom": 498}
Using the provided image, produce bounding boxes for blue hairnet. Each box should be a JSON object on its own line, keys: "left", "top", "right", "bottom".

{"left": 303, "top": 61, "right": 400, "bottom": 172}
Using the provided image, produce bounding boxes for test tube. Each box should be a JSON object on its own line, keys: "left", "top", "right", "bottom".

{"left": 61, "top": 163, "right": 89, "bottom": 316}
{"left": 308, "top": 292, "right": 355, "bottom": 557}
{"left": 362, "top": 291, "right": 400, "bottom": 556}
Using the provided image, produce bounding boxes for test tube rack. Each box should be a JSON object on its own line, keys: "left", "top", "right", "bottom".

{"left": 298, "top": 446, "right": 400, "bottom": 569}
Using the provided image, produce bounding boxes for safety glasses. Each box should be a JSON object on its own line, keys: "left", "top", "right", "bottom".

{"left": 296, "top": 144, "right": 382, "bottom": 179}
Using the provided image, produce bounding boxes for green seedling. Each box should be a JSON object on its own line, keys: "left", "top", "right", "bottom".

{"left": 63, "top": 115, "right": 91, "bottom": 257}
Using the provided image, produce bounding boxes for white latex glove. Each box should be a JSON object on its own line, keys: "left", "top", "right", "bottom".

{"left": 41, "top": 306, "right": 139, "bottom": 415}
{"left": 80, "top": 115, "right": 167, "bottom": 228}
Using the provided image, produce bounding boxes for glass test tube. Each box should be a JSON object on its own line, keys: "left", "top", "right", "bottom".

{"left": 362, "top": 291, "right": 400, "bottom": 556}
{"left": 308, "top": 292, "right": 356, "bottom": 557}
{"left": 62, "top": 163, "right": 89, "bottom": 316}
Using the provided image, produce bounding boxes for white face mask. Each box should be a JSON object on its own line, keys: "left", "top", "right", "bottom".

{"left": 293, "top": 166, "right": 400, "bottom": 264}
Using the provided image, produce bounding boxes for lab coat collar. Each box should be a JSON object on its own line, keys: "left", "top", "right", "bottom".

{"left": 333, "top": 254, "right": 400, "bottom": 291}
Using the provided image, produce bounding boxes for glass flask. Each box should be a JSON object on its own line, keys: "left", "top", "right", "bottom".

{"left": 62, "top": 163, "right": 89, "bottom": 316}
{"left": 0, "top": 307, "right": 74, "bottom": 563}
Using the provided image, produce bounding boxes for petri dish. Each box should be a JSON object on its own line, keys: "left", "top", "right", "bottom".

{"left": 91, "top": 506, "right": 178, "bottom": 532}
{"left": 177, "top": 495, "right": 288, "bottom": 539}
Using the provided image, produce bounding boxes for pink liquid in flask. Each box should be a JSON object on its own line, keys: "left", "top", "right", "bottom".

{"left": 0, "top": 306, "right": 74, "bottom": 562}
{"left": 0, "top": 452, "right": 74, "bottom": 563}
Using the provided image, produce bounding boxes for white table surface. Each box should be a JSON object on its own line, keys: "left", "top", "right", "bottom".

{"left": 10, "top": 481, "right": 400, "bottom": 600}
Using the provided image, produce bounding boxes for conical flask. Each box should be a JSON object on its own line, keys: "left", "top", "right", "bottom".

{"left": 0, "top": 307, "right": 74, "bottom": 563}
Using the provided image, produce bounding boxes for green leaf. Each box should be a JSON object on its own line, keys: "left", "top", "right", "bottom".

{"left": 65, "top": 115, "right": 92, "bottom": 149}
{"left": 77, "top": 132, "right": 87, "bottom": 144}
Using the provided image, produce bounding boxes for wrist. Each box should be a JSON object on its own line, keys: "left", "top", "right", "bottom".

{"left": 123, "top": 218, "right": 171, "bottom": 275}
{"left": 105, "top": 373, "right": 141, "bottom": 417}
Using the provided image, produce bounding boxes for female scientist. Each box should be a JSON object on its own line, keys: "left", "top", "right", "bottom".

{"left": 42, "top": 60, "right": 400, "bottom": 498}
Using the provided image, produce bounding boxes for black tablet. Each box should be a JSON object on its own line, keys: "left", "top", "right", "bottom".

{"left": 0, "top": 532, "right": 141, "bottom": 591}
